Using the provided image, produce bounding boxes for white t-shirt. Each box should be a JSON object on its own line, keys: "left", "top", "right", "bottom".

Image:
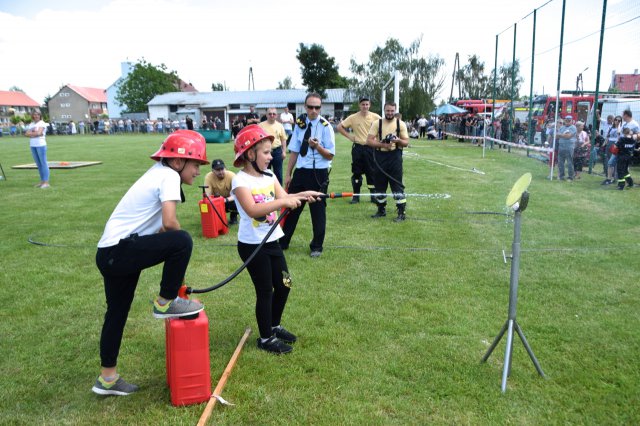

{"left": 280, "top": 112, "right": 294, "bottom": 131}
{"left": 232, "top": 170, "right": 284, "bottom": 244}
{"left": 98, "top": 162, "right": 182, "bottom": 247}
{"left": 28, "top": 120, "right": 47, "bottom": 147}
{"left": 622, "top": 119, "right": 640, "bottom": 135}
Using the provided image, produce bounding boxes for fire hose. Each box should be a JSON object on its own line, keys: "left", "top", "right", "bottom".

{"left": 186, "top": 193, "right": 359, "bottom": 294}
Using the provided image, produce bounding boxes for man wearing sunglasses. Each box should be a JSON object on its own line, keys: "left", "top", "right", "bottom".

{"left": 281, "top": 93, "right": 335, "bottom": 258}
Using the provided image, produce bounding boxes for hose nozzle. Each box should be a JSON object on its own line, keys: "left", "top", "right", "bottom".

{"left": 320, "top": 192, "right": 354, "bottom": 199}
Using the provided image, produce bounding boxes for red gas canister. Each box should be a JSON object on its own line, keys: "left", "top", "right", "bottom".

{"left": 211, "top": 196, "right": 228, "bottom": 236}
{"left": 199, "top": 186, "right": 218, "bottom": 238}
{"left": 165, "top": 309, "right": 211, "bottom": 406}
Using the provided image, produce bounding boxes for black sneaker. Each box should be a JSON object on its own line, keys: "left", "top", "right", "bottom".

{"left": 257, "top": 336, "right": 293, "bottom": 354}
{"left": 349, "top": 196, "right": 360, "bottom": 204}
{"left": 92, "top": 375, "right": 139, "bottom": 396}
{"left": 273, "top": 326, "right": 297, "bottom": 343}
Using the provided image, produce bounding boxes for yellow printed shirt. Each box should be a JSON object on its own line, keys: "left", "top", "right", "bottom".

{"left": 231, "top": 171, "right": 284, "bottom": 244}
{"left": 340, "top": 111, "right": 381, "bottom": 145}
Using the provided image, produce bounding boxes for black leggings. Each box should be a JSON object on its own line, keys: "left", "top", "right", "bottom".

{"left": 96, "top": 230, "right": 193, "bottom": 368}
{"left": 238, "top": 241, "right": 290, "bottom": 339}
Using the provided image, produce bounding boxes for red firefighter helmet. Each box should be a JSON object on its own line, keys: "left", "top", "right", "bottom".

{"left": 150, "top": 130, "right": 209, "bottom": 165}
{"left": 233, "top": 124, "right": 274, "bottom": 167}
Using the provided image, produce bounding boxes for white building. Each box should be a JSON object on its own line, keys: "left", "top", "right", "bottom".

{"left": 105, "top": 62, "right": 133, "bottom": 119}
{"left": 147, "top": 89, "right": 352, "bottom": 130}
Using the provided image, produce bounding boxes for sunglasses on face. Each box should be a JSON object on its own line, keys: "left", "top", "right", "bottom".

{"left": 306, "top": 105, "right": 321, "bottom": 110}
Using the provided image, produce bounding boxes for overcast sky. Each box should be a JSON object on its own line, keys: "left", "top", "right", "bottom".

{"left": 0, "top": 0, "right": 637, "bottom": 106}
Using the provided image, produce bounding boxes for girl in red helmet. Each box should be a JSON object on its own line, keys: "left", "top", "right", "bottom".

{"left": 93, "top": 130, "right": 209, "bottom": 396}
{"left": 232, "top": 124, "right": 322, "bottom": 354}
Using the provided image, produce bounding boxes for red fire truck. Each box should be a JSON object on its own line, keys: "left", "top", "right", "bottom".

{"left": 530, "top": 95, "right": 594, "bottom": 132}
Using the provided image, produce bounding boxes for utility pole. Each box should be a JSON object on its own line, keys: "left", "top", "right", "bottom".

{"left": 449, "top": 53, "right": 461, "bottom": 103}
{"left": 248, "top": 67, "right": 255, "bottom": 91}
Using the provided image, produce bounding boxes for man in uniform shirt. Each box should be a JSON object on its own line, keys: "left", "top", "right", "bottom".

{"left": 203, "top": 159, "right": 238, "bottom": 225}
{"left": 337, "top": 96, "right": 381, "bottom": 204}
{"left": 280, "top": 93, "right": 335, "bottom": 258}
{"left": 367, "top": 102, "right": 409, "bottom": 222}
{"left": 259, "top": 107, "right": 288, "bottom": 185}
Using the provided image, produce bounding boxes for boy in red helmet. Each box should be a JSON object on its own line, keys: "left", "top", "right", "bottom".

{"left": 93, "top": 130, "right": 209, "bottom": 396}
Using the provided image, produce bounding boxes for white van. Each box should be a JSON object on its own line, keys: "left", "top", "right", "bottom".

{"left": 602, "top": 98, "right": 640, "bottom": 119}
{"left": 590, "top": 98, "right": 640, "bottom": 129}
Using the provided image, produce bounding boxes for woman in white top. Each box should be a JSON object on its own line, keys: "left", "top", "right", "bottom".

{"left": 24, "top": 111, "right": 50, "bottom": 188}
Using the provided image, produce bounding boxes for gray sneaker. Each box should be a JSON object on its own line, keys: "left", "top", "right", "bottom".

{"left": 92, "top": 375, "right": 139, "bottom": 396}
{"left": 153, "top": 297, "right": 204, "bottom": 319}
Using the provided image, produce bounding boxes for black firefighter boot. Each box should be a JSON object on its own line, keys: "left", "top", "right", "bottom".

{"left": 371, "top": 203, "right": 386, "bottom": 218}
{"left": 350, "top": 176, "right": 360, "bottom": 204}
{"left": 394, "top": 204, "right": 406, "bottom": 222}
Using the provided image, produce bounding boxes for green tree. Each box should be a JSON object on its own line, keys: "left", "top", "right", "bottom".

{"left": 456, "top": 55, "right": 490, "bottom": 99}
{"left": 10, "top": 114, "right": 25, "bottom": 124}
{"left": 277, "top": 76, "right": 295, "bottom": 90}
{"left": 41, "top": 94, "right": 52, "bottom": 118}
{"left": 9, "top": 86, "right": 24, "bottom": 92}
{"left": 491, "top": 60, "right": 524, "bottom": 101}
{"left": 296, "top": 43, "right": 349, "bottom": 97}
{"left": 116, "top": 58, "right": 179, "bottom": 113}
{"left": 211, "top": 82, "right": 226, "bottom": 91}
{"left": 349, "top": 37, "right": 445, "bottom": 119}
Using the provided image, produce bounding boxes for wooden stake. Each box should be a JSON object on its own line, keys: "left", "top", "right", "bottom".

{"left": 197, "top": 327, "right": 252, "bottom": 426}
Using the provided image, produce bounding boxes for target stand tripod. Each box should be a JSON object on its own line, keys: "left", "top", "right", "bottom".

{"left": 481, "top": 173, "right": 545, "bottom": 392}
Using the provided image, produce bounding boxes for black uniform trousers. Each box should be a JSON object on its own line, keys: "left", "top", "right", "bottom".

{"left": 372, "top": 149, "right": 406, "bottom": 206}
{"left": 270, "top": 146, "right": 284, "bottom": 185}
{"left": 96, "top": 230, "right": 193, "bottom": 368}
{"left": 280, "top": 167, "right": 328, "bottom": 252}
{"left": 616, "top": 155, "right": 634, "bottom": 188}
{"left": 351, "top": 143, "right": 375, "bottom": 193}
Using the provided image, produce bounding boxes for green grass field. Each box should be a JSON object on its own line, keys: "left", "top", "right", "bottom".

{"left": 1, "top": 133, "right": 638, "bottom": 425}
